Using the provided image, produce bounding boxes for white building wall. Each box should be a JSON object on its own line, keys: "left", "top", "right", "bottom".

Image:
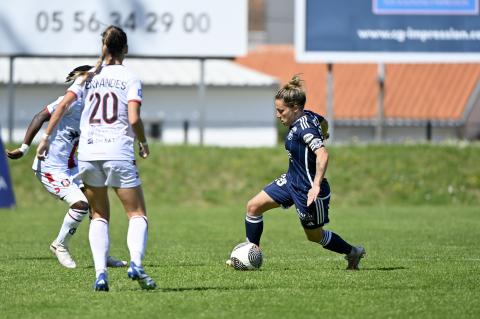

{"left": 1, "top": 85, "right": 64, "bottom": 142}
{"left": 142, "top": 85, "right": 277, "bottom": 146}
{"left": 2, "top": 83, "right": 466, "bottom": 146}
{"left": 333, "top": 126, "right": 374, "bottom": 143}
{"left": 0, "top": 85, "right": 278, "bottom": 147}
{"left": 333, "top": 125, "right": 460, "bottom": 143}
{"left": 385, "top": 126, "right": 459, "bottom": 142}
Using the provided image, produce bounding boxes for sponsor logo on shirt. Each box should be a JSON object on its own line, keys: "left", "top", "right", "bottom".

{"left": 309, "top": 138, "right": 324, "bottom": 151}
{"left": 303, "top": 133, "right": 314, "bottom": 144}
{"left": 287, "top": 130, "right": 294, "bottom": 140}
{"left": 296, "top": 208, "right": 307, "bottom": 219}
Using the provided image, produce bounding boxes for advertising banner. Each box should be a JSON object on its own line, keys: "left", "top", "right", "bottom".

{"left": 0, "top": 0, "right": 247, "bottom": 57}
{"left": 295, "top": 0, "right": 480, "bottom": 62}
{"left": 0, "top": 138, "right": 16, "bottom": 208}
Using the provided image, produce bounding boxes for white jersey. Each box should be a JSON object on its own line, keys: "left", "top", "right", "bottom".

{"left": 68, "top": 65, "right": 142, "bottom": 161}
{"left": 32, "top": 96, "right": 82, "bottom": 171}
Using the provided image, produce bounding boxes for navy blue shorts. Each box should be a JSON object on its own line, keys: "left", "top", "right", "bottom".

{"left": 264, "top": 174, "right": 331, "bottom": 229}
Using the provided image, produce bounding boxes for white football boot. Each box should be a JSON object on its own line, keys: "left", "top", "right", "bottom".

{"left": 50, "top": 241, "right": 76, "bottom": 269}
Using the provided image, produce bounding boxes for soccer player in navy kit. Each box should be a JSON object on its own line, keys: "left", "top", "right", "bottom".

{"left": 234, "top": 75, "right": 365, "bottom": 270}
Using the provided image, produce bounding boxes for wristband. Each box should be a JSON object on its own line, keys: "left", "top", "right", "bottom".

{"left": 41, "top": 133, "right": 50, "bottom": 141}
{"left": 19, "top": 143, "right": 30, "bottom": 154}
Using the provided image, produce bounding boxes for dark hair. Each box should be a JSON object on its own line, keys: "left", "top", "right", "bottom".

{"left": 275, "top": 74, "right": 306, "bottom": 109}
{"left": 66, "top": 65, "right": 93, "bottom": 83}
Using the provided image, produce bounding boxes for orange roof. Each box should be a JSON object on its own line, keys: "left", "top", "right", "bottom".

{"left": 236, "top": 45, "right": 480, "bottom": 121}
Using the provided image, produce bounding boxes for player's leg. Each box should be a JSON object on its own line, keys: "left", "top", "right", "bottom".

{"left": 79, "top": 160, "right": 111, "bottom": 291}
{"left": 53, "top": 170, "right": 89, "bottom": 255}
{"left": 72, "top": 170, "right": 126, "bottom": 269}
{"left": 224, "top": 190, "right": 279, "bottom": 268}
{"left": 301, "top": 180, "right": 365, "bottom": 270}
{"left": 244, "top": 191, "right": 279, "bottom": 245}
{"left": 245, "top": 174, "right": 293, "bottom": 246}
{"left": 114, "top": 185, "right": 147, "bottom": 267}
{"left": 50, "top": 190, "right": 89, "bottom": 269}
{"left": 107, "top": 160, "right": 156, "bottom": 290}
{"left": 114, "top": 186, "right": 156, "bottom": 290}
{"left": 304, "top": 227, "right": 365, "bottom": 270}
{"left": 84, "top": 185, "right": 111, "bottom": 290}
{"left": 34, "top": 170, "right": 88, "bottom": 268}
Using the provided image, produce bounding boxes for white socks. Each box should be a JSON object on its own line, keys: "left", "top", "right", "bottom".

{"left": 88, "top": 215, "right": 147, "bottom": 276}
{"left": 127, "top": 216, "right": 148, "bottom": 266}
{"left": 55, "top": 207, "right": 88, "bottom": 246}
{"left": 89, "top": 218, "right": 109, "bottom": 277}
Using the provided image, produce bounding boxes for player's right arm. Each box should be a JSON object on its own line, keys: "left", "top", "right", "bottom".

{"left": 36, "top": 91, "right": 77, "bottom": 160}
{"left": 6, "top": 108, "right": 51, "bottom": 160}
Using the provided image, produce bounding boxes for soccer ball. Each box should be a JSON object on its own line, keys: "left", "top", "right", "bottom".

{"left": 228, "top": 242, "right": 263, "bottom": 270}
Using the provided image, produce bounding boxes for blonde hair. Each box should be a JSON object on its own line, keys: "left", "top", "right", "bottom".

{"left": 275, "top": 74, "right": 306, "bottom": 109}
{"left": 277, "top": 74, "right": 330, "bottom": 139}
{"left": 82, "top": 25, "right": 127, "bottom": 83}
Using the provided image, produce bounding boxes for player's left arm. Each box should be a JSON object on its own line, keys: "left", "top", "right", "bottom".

{"left": 302, "top": 128, "right": 328, "bottom": 206}
{"left": 307, "top": 147, "right": 329, "bottom": 206}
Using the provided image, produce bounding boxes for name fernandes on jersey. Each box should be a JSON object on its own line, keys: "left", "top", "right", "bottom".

{"left": 86, "top": 78, "right": 127, "bottom": 90}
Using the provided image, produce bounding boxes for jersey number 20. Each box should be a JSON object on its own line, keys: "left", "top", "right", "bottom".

{"left": 89, "top": 92, "right": 119, "bottom": 124}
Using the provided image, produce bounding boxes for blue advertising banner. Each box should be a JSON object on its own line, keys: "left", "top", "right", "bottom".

{"left": 295, "top": 0, "right": 480, "bottom": 62}
{"left": 374, "top": 0, "right": 478, "bottom": 15}
{"left": 0, "top": 137, "right": 16, "bottom": 208}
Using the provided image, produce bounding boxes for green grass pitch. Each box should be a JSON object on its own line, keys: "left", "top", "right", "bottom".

{"left": 0, "top": 144, "right": 479, "bottom": 318}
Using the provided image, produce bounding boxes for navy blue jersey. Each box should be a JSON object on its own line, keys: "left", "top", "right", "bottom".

{"left": 285, "top": 110, "right": 326, "bottom": 191}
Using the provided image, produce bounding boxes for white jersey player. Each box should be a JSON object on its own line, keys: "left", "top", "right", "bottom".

{"left": 31, "top": 96, "right": 83, "bottom": 201}
{"left": 7, "top": 65, "right": 127, "bottom": 269}
{"left": 75, "top": 65, "right": 142, "bottom": 162}
{"left": 37, "top": 26, "right": 156, "bottom": 292}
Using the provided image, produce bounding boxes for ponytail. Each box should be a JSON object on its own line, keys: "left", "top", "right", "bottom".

{"left": 81, "top": 25, "right": 127, "bottom": 84}
{"left": 275, "top": 74, "right": 306, "bottom": 109}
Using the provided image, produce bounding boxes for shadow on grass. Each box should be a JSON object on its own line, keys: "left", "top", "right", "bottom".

{"left": 361, "top": 266, "right": 407, "bottom": 271}
{"left": 122, "top": 286, "right": 258, "bottom": 293}
{"left": 0, "top": 258, "right": 408, "bottom": 273}
{"left": 82, "top": 263, "right": 209, "bottom": 270}
{"left": 2, "top": 256, "right": 53, "bottom": 261}
{"left": 160, "top": 287, "right": 234, "bottom": 292}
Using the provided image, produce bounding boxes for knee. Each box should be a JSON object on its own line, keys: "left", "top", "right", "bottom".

{"left": 305, "top": 228, "right": 324, "bottom": 243}
{"left": 306, "top": 234, "right": 318, "bottom": 243}
{"left": 71, "top": 200, "right": 89, "bottom": 211}
{"left": 246, "top": 199, "right": 262, "bottom": 216}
